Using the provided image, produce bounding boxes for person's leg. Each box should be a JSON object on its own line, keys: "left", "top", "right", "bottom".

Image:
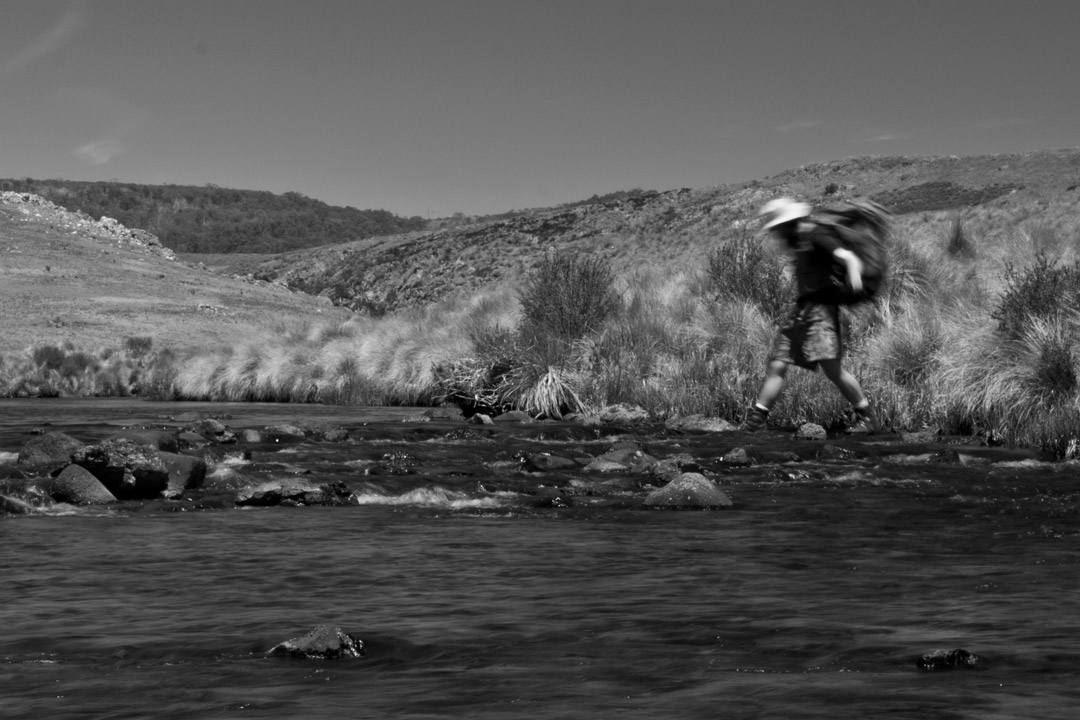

{"left": 741, "top": 359, "right": 789, "bottom": 431}
{"left": 819, "top": 359, "right": 879, "bottom": 433}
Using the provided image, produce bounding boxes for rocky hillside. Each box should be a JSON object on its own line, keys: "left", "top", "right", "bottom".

{"left": 0, "top": 192, "right": 352, "bottom": 352}
{"left": 233, "top": 148, "right": 1080, "bottom": 315}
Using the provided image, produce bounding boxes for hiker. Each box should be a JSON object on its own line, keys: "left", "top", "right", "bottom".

{"left": 740, "top": 197, "right": 881, "bottom": 433}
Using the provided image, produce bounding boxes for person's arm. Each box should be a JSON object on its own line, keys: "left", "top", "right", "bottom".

{"left": 833, "top": 247, "right": 863, "bottom": 293}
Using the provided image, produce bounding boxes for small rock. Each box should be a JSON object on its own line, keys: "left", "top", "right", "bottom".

{"left": 494, "top": 410, "right": 534, "bottom": 423}
{"left": 644, "top": 472, "right": 733, "bottom": 509}
{"left": 794, "top": 423, "right": 828, "bottom": 440}
{"left": 664, "top": 414, "right": 737, "bottom": 433}
{"left": 269, "top": 625, "right": 365, "bottom": 659}
{"left": 525, "top": 453, "right": 578, "bottom": 471}
{"left": 916, "top": 648, "right": 979, "bottom": 671}
{"left": 719, "top": 447, "right": 754, "bottom": 466}
{"left": 469, "top": 414, "right": 494, "bottom": 425}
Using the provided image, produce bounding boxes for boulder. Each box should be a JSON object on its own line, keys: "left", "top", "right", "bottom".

{"left": 109, "top": 429, "right": 179, "bottom": 453}
{"left": 644, "top": 472, "right": 733, "bottom": 509}
{"left": 17, "top": 431, "right": 84, "bottom": 466}
{"left": 236, "top": 480, "right": 353, "bottom": 507}
{"left": 70, "top": 438, "right": 170, "bottom": 500}
{"left": 795, "top": 423, "right": 828, "bottom": 440}
{"left": 158, "top": 452, "right": 207, "bottom": 498}
{"left": 49, "top": 464, "right": 117, "bottom": 504}
{"left": 269, "top": 624, "right": 365, "bottom": 659}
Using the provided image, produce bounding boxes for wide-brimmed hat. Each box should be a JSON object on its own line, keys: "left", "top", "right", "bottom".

{"left": 759, "top": 197, "right": 811, "bottom": 230}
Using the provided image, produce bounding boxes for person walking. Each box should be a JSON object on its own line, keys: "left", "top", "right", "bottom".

{"left": 740, "top": 197, "right": 880, "bottom": 433}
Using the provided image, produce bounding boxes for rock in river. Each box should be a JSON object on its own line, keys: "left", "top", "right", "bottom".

{"left": 643, "top": 472, "right": 733, "bottom": 509}
{"left": 269, "top": 624, "right": 365, "bottom": 659}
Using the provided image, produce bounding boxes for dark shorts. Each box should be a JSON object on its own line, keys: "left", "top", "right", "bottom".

{"left": 768, "top": 301, "right": 842, "bottom": 369}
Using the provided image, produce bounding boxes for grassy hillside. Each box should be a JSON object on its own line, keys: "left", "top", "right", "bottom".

{"left": 0, "top": 179, "right": 427, "bottom": 254}
{"left": 0, "top": 192, "right": 353, "bottom": 353}
{"left": 236, "top": 148, "right": 1080, "bottom": 315}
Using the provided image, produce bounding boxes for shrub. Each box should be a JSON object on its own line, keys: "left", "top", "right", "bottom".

{"left": 946, "top": 214, "right": 976, "bottom": 258}
{"left": 518, "top": 250, "right": 618, "bottom": 344}
{"left": 705, "top": 229, "right": 790, "bottom": 321}
{"left": 124, "top": 336, "right": 153, "bottom": 358}
{"left": 32, "top": 345, "right": 65, "bottom": 370}
{"left": 992, "top": 251, "right": 1080, "bottom": 340}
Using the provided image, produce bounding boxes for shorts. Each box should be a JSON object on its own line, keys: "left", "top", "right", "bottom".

{"left": 768, "top": 300, "right": 842, "bottom": 369}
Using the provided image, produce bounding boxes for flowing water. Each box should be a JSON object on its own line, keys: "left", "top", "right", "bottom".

{"left": 2, "top": 399, "right": 1079, "bottom": 719}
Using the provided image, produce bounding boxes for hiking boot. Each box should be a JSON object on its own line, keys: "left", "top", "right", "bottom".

{"left": 845, "top": 406, "right": 880, "bottom": 435}
{"left": 739, "top": 405, "right": 769, "bottom": 432}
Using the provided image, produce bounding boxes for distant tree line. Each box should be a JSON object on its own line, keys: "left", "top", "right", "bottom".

{"left": 0, "top": 178, "right": 427, "bottom": 253}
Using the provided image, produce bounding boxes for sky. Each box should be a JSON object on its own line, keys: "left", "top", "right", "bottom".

{"left": 1, "top": 0, "right": 1078, "bottom": 218}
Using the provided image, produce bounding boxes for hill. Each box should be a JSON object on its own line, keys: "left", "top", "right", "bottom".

{"left": 0, "top": 179, "right": 427, "bottom": 254}
{"left": 232, "top": 148, "right": 1080, "bottom": 314}
{"left": 0, "top": 192, "right": 353, "bottom": 353}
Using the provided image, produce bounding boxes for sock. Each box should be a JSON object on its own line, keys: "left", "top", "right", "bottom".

{"left": 853, "top": 399, "right": 870, "bottom": 411}
{"left": 753, "top": 403, "right": 770, "bottom": 414}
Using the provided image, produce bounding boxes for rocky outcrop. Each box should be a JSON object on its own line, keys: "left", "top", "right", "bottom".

{"left": 269, "top": 625, "right": 365, "bottom": 659}
{"left": 49, "top": 464, "right": 118, "bottom": 505}
{"left": 17, "top": 431, "right": 84, "bottom": 466}
{"left": 643, "top": 472, "right": 733, "bottom": 509}
{"left": 70, "top": 438, "right": 170, "bottom": 500}
{"left": 916, "top": 648, "right": 980, "bottom": 671}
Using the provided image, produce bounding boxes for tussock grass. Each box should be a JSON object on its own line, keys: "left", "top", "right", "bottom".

{"left": 8, "top": 213, "right": 1080, "bottom": 455}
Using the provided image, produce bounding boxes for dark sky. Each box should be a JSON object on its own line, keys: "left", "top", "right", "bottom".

{"left": 2, "top": 0, "right": 1078, "bottom": 217}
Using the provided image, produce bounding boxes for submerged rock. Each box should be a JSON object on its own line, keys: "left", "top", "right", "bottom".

{"left": 269, "top": 624, "right": 365, "bottom": 659}
{"left": 643, "top": 472, "right": 733, "bottom": 509}
{"left": 916, "top": 648, "right": 980, "bottom": 671}
{"left": 50, "top": 464, "right": 118, "bottom": 505}
{"left": 0, "top": 493, "right": 38, "bottom": 515}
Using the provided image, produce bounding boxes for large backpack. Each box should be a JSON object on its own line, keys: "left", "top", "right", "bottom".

{"left": 813, "top": 198, "right": 891, "bottom": 304}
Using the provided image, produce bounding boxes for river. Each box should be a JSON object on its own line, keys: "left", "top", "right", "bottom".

{"left": 2, "top": 399, "right": 1079, "bottom": 719}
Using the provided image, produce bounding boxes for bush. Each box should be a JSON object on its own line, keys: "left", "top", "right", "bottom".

{"left": 124, "top": 336, "right": 153, "bottom": 359}
{"left": 992, "top": 251, "right": 1080, "bottom": 340}
{"left": 518, "top": 251, "right": 618, "bottom": 344}
{"left": 32, "top": 345, "right": 65, "bottom": 370}
{"left": 946, "top": 214, "right": 976, "bottom": 258}
{"left": 706, "top": 230, "right": 790, "bottom": 321}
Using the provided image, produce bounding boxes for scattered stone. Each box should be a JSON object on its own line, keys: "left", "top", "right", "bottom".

{"left": 916, "top": 648, "right": 980, "bottom": 671}
{"left": 269, "top": 624, "right": 365, "bottom": 659}
{"left": 70, "top": 438, "right": 170, "bottom": 500}
{"left": 524, "top": 453, "right": 578, "bottom": 471}
{"left": 719, "top": 447, "right": 754, "bottom": 466}
{"left": 494, "top": 410, "right": 534, "bottom": 423}
{"left": 17, "top": 431, "right": 84, "bottom": 466}
{"left": 795, "top": 423, "right": 828, "bottom": 440}
{"left": 158, "top": 452, "right": 207, "bottom": 498}
{"left": 110, "top": 429, "right": 179, "bottom": 453}
{"left": 664, "top": 414, "right": 737, "bottom": 433}
{"left": 49, "top": 464, "right": 117, "bottom": 505}
{"left": 643, "top": 472, "right": 733, "bottom": 509}
{"left": 598, "top": 403, "right": 651, "bottom": 424}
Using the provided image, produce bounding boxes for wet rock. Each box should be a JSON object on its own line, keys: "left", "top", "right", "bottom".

{"left": 70, "top": 438, "right": 170, "bottom": 500}
{"left": 188, "top": 418, "right": 228, "bottom": 438}
{"left": 494, "top": 410, "right": 534, "bottom": 423}
{"left": 236, "top": 480, "right": 354, "bottom": 507}
{"left": 0, "top": 493, "right": 37, "bottom": 515}
{"left": 583, "top": 458, "right": 629, "bottom": 473}
{"left": 795, "top": 423, "right": 828, "bottom": 440}
{"left": 49, "top": 464, "right": 117, "bottom": 504}
{"left": 644, "top": 472, "right": 733, "bottom": 509}
{"left": 109, "top": 429, "right": 178, "bottom": 453}
{"left": 817, "top": 444, "right": 862, "bottom": 461}
{"left": 598, "top": 403, "right": 651, "bottom": 424}
{"left": 916, "top": 648, "right": 980, "bottom": 671}
{"left": 238, "top": 429, "right": 262, "bottom": 443}
{"left": 263, "top": 424, "right": 307, "bottom": 442}
{"left": 929, "top": 449, "right": 962, "bottom": 464}
{"left": 469, "top": 414, "right": 494, "bottom": 425}
{"left": 534, "top": 487, "right": 575, "bottom": 508}
{"left": 664, "top": 414, "right": 737, "bottom": 433}
{"left": 158, "top": 452, "right": 207, "bottom": 498}
{"left": 299, "top": 422, "right": 349, "bottom": 442}
{"left": 269, "top": 624, "right": 365, "bottom": 659}
{"left": 766, "top": 468, "right": 827, "bottom": 483}
{"left": 525, "top": 452, "right": 578, "bottom": 471}
{"left": 719, "top": 447, "right": 754, "bottom": 466}
{"left": 17, "top": 431, "right": 84, "bottom": 466}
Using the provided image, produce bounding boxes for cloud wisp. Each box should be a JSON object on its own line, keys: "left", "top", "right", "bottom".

{"left": 1, "top": 1, "right": 89, "bottom": 75}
